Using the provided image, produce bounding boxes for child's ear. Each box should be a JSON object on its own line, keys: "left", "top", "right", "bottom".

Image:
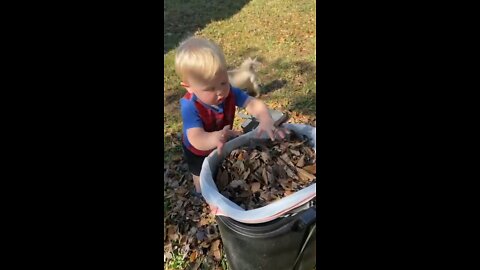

{"left": 180, "top": 82, "right": 194, "bottom": 93}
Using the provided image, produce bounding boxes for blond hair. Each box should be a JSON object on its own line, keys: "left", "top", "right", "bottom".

{"left": 175, "top": 36, "right": 227, "bottom": 82}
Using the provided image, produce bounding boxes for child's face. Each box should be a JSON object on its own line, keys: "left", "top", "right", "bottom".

{"left": 183, "top": 71, "right": 230, "bottom": 106}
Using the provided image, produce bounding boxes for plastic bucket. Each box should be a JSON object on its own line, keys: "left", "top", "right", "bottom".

{"left": 216, "top": 205, "right": 316, "bottom": 270}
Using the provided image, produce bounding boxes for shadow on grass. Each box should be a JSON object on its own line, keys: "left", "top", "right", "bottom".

{"left": 164, "top": 0, "right": 251, "bottom": 54}
{"left": 289, "top": 94, "right": 316, "bottom": 117}
{"left": 262, "top": 79, "right": 288, "bottom": 94}
{"left": 260, "top": 58, "right": 316, "bottom": 97}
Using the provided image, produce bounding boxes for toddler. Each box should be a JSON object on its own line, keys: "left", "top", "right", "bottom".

{"left": 175, "top": 36, "right": 288, "bottom": 194}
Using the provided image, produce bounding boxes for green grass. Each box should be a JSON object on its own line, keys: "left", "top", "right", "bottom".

{"left": 164, "top": 0, "right": 316, "bottom": 268}
{"left": 166, "top": 251, "right": 187, "bottom": 270}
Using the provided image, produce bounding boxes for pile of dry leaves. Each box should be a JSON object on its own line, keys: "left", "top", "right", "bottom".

{"left": 164, "top": 154, "right": 225, "bottom": 269}
{"left": 216, "top": 132, "right": 316, "bottom": 210}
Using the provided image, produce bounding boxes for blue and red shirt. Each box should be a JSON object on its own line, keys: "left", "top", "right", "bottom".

{"left": 180, "top": 86, "right": 250, "bottom": 156}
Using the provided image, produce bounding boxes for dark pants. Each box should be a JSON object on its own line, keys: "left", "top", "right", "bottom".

{"left": 182, "top": 144, "right": 207, "bottom": 176}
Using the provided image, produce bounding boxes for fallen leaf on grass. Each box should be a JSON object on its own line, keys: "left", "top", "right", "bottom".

{"left": 210, "top": 239, "right": 222, "bottom": 261}
{"left": 167, "top": 225, "right": 179, "bottom": 242}
{"left": 189, "top": 250, "right": 198, "bottom": 262}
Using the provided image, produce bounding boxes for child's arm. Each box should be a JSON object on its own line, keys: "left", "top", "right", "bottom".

{"left": 181, "top": 97, "right": 241, "bottom": 155}
{"left": 244, "top": 97, "right": 288, "bottom": 140}
{"left": 187, "top": 125, "right": 241, "bottom": 154}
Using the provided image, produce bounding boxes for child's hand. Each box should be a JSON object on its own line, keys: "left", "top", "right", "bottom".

{"left": 256, "top": 117, "right": 290, "bottom": 141}
{"left": 217, "top": 125, "right": 243, "bottom": 155}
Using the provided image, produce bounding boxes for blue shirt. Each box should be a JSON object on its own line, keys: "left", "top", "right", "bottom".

{"left": 180, "top": 86, "right": 250, "bottom": 150}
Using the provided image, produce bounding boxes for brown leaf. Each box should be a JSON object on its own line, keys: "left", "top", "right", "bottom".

{"left": 213, "top": 250, "right": 222, "bottom": 261}
{"left": 277, "top": 178, "right": 291, "bottom": 189}
{"left": 164, "top": 242, "right": 172, "bottom": 253}
{"left": 251, "top": 182, "right": 261, "bottom": 193}
{"left": 275, "top": 163, "right": 288, "bottom": 179}
{"left": 280, "top": 153, "right": 296, "bottom": 168}
{"left": 216, "top": 169, "right": 229, "bottom": 191}
{"left": 174, "top": 186, "right": 188, "bottom": 195}
{"left": 167, "top": 225, "right": 179, "bottom": 242}
{"left": 233, "top": 160, "right": 245, "bottom": 172}
{"left": 191, "top": 257, "right": 202, "bottom": 270}
{"left": 189, "top": 250, "right": 198, "bottom": 262}
{"left": 229, "top": 179, "right": 245, "bottom": 189}
{"left": 285, "top": 166, "right": 298, "bottom": 179}
{"left": 261, "top": 167, "right": 268, "bottom": 185}
{"left": 242, "top": 150, "right": 249, "bottom": 160}
{"left": 164, "top": 251, "right": 172, "bottom": 261}
{"left": 296, "top": 167, "right": 316, "bottom": 182}
{"left": 260, "top": 151, "right": 271, "bottom": 163}
{"left": 302, "top": 164, "right": 316, "bottom": 175}
{"left": 267, "top": 170, "right": 275, "bottom": 184}
{"left": 250, "top": 150, "right": 260, "bottom": 160}
{"left": 260, "top": 191, "right": 273, "bottom": 201}
{"left": 289, "top": 148, "right": 301, "bottom": 156}
{"left": 296, "top": 155, "right": 306, "bottom": 167}
{"left": 199, "top": 215, "right": 211, "bottom": 226}
{"left": 210, "top": 239, "right": 222, "bottom": 261}
{"left": 291, "top": 140, "right": 307, "bottom": 147}
{"left": 241, "top": 168, "right": 250, "bottom": 180}
{"left": 303, "top": 146, "right": 315, "bottom": 157}
{"left": 238, "top": 190, "right": 251, "bottom": 198}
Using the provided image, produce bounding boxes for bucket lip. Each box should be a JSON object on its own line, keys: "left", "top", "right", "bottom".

{"left": 217, "top": 215, "right": 294, "bottom": 238}
{"left": 216, "top": 207, "right": 314, "bottom": 238}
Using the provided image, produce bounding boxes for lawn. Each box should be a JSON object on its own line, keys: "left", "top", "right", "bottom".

{"left": 164, "top": 0, "right": 316, "bottom": 268}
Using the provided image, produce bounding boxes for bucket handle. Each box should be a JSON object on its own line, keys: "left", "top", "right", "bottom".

{"left": 291, "top": 207, "right": 316, "bottom": 269}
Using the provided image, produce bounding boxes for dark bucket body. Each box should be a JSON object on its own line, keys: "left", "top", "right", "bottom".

{"left": 216, "top": 206, "right": 316, "bottom": 270}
